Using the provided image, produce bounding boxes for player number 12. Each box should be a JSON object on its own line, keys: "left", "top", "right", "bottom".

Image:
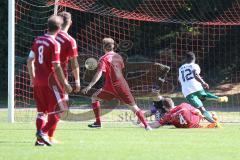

{"left": 181, "top": 69, "right": 194, "bottom": 82}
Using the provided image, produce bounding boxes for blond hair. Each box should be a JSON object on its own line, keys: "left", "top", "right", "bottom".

{"left": 162, "top": 98, "right": 175, "bottom": 109}
{"left": 58, "top": 11, "right": 72, "bottom": 29}
{"left": 103, "top": 38, "right": 114, "bottom": 51}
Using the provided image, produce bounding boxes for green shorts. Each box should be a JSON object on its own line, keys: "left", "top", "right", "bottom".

{"left": 186, "top": 90, "right": 207, "bottom": 108}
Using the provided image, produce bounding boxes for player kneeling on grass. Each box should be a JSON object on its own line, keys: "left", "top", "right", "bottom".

{"left": 82, "top": 38, "right": 152, "bottom": 130}
{"left": 148, "top": 98, "right": 221, "bottom": 129}
{"left": 178, "top": 52, "right": 228, "bottom": 125}
{"left": 27, "top": 15, "right": 72, "bottom": 146}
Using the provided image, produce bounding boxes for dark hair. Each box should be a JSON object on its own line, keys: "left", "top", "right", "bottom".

{"left": 162, "top": 98, "right": 174, "bottom": 110}
{"left": 48, "top": 15, "right": 63, "bottom": 33}
{"left": 185, "top": 52, "right": 196, "bottom": 63}
{"left": 58, "top": 11, "right": 72, "bottom": 29}
{"left": 103, "top": 38, "right": 114, "bottom": 51}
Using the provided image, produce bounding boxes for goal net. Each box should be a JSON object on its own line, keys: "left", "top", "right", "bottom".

{"left": 14, "top": 0, "right": 240, "bottom": 122}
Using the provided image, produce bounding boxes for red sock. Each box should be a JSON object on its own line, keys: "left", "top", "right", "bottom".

{"left": 92, "top": 101, "right": 101, "bottom": 124}
{"left": 42, "top": 114, "right": 60, "bottom": 134}
{"left": 136, "top": 110, "right": 148, "bottom": 128}
{"left": 36, "top": 114, "right": 46, "bottom": 131}
{"left": 47, "top": 114, "right": 60, "bottom": 137}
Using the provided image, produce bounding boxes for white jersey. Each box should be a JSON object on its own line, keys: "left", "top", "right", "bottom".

{"left": 178, "top": 63, "right": 203, "bottom": 97}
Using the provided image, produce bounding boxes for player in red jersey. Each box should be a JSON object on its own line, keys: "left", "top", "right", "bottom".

{"left": 56, "top": 11, "right": 80, "bottom": 90}
{"left": 27, "top": 15, "right": 72, "bottom": 146}
{"left": 82, "top": 38, "right": 151, "bottom": 130}
{"left": 45, "top": 11, "right": 80, "bottom": 144}
{"left": 148, "top": 98, "right": 220, "bottom": 129}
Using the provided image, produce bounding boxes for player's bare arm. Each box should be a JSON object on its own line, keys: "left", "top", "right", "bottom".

{"left": 193, "top": 69, "right": 209, "bottom": 89}
{"left": 70, "top": 57, "right": 80, "bottom": 93}
{"left": 53, "top": 63, "right": 73, "bottom": 93}
{"left": 27, "top": 52, "right": 35, "bottom": 87}
{"left": 82, "top": 69, "right": 103, "bottom": 94}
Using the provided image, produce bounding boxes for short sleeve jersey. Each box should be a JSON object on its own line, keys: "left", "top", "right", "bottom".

{"left": 98, "top": 51, "right": 125, "bottom": 88}
{"left": 31, "top": 34, "right": 60, "bottom": 86}
{"left": 178, "top": 63, "right": 203, "bottom": 97}
{"left": 56, "top": 31, "right": 78, "bottom": 76}
{"left": 159, "top": 103, "right": 202, "bottom": 128}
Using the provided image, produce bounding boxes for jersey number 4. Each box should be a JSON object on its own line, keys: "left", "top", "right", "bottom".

{"left": 181, "top": 69, "right": 194, "bottom": 82}
{"left": 38, "top": 45, "right": 44, "bottom": 64}
{"left": 179, "top": 114, "right": 187, "bottom": 125}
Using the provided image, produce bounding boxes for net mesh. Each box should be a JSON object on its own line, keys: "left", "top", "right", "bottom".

{"left": 15, "top": 0, "right": 240, "bottom": 122}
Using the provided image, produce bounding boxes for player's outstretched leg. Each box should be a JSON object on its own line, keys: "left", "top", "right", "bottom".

{"left": 211, "top": 112, "right": 222, "bottom": 128}
{"left": 88, "top": 101, "right": 101, "bottom": 128}
{"left": 198, "top": 107, "right": 215, "bottom": 123}
{"left": 217, "top": 96, "right": 228, "bottom": 103}
{"left": 129, "top": 104, "right": 152, "bottom": 131}
{"left": 204, "top": 91, "right": 228, "bottom": 103}
{"left": 204, "top": 112, "right": 222, "bottom": 128}
{"left": 187, "top": 94, "right": 216, "bottom": 123}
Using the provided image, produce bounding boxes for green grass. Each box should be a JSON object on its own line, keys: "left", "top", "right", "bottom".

{"left": 0, "top": 121, "right": 239, "bottom": 160}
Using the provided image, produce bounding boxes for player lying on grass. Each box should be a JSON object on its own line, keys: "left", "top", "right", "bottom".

{"left": 178, "top": 52, "right": 228, "bottom": 124}
{"left": 27, "top": 15, "right": 72, "bottom": 146}
{"left": 147, "top": 98, "right": 220, "bottom": 129}
{"left": 82, "top": 38, "right": 152, "bottom": 130}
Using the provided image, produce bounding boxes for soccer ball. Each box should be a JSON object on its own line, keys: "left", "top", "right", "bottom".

{"left": 85, "top": 57, "right": 98, "bottom": 70}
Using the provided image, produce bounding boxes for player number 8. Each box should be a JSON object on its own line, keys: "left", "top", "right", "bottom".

{"left": 38, "top": 45, "right": 44, "bottom": 64}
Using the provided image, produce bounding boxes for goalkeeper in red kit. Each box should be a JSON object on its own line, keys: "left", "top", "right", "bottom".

{"left": 27, "top": 15, "right": 72, "bottom": 146}
{"left": 82, "top": 38, "right": 152, "bottom": 130}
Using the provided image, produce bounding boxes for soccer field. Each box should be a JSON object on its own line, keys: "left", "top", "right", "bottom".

{"left": 0, "top": 121, "right": 239, "bottom": 160}
{"left": 3, "top": 1, "right": 240, "bottom": 160}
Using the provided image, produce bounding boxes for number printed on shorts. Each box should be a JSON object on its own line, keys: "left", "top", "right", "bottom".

{"left": 38, "top": 45, "right": 44, "bottom": 64}
{"left": 181, "top": 69, "right": 194, "bottom": 82}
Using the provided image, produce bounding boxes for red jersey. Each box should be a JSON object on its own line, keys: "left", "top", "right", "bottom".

{"left": 159, "top": 103, "right": 202, "bottom": 128}
{"left": 98, "top": 51, "right": 126, "bottom": 89}
{"left": 56, "top": 31, "right": 78, "bottom": 76}
{"left": 31, "top": 34, "right": 60, "bottom": 86}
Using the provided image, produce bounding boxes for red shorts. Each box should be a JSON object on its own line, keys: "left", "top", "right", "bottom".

{"left": 94, "top": 82, "right": 135, "bottom": 105}
{"left": 33, "top": 85, "right": 67, "bottom": 114}
{"left": 188, "top": 118, "right": 201, "bottom": 128}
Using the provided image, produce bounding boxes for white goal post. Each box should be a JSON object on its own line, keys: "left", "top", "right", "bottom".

{"left": 7, "top": 0, "right": 59, "bottom": 123}
{"left": 8, "top": 0, "right": 15, "bottom": 123}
